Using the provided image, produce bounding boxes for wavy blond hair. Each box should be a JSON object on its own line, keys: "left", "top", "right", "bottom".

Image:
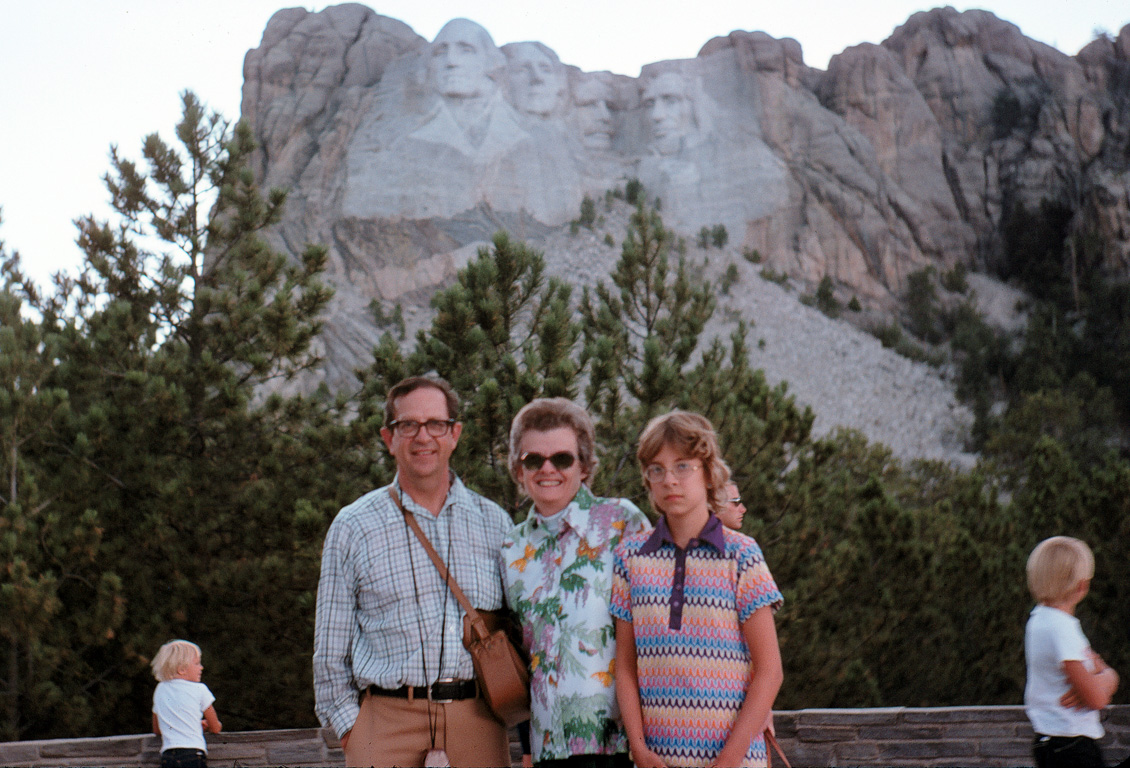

{"left": 637, "top": 410, "right": 730, "bottom": 515}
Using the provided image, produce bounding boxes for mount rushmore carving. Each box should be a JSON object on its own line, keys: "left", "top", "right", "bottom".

{"left": 239, "top": 4, "right": 1130, "bottom": 389}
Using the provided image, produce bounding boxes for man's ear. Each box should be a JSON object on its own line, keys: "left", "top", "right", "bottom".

{"left": 450, "top": 421, "right": 463, "bottom": 444}
{"left": 380, "top": 427, "right": 394, "bottom": 453}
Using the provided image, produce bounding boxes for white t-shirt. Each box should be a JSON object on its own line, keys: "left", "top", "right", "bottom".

{"left": 1024, "top": 603, "right": 1103, "bottom": 739}
{"left": 153, "top": 679, "right": 216, "bottom": 752}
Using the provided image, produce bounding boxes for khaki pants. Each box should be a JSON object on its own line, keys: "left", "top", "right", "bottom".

{"left": 345, "top": 690, "right": 510, "bottom": 768}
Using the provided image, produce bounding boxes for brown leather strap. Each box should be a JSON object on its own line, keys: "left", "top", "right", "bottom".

{"left": 765, "top": 728, "right": 790, "bottom": 768}
{"left": 390, "top": 489, "right": 492, "bottom": 644}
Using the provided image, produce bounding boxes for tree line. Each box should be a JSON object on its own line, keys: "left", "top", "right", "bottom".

{"left": 1, "top": 93, "right": 1127, "bottom": 741}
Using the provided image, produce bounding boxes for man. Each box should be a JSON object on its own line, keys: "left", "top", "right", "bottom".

{"left": 718, "top": 481, "right": 747, "bottom": 531}
{"left": 313, "top": 376, "right": 514, "bottom": 767}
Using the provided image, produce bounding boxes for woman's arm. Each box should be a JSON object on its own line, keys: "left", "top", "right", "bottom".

{"left": 709, "top": 606, "right": 783, "bottom": 768}
{"left": 152, "top": 713, "right": 161, "bottom": 736}
{"left": 614, "top": 618, "right": 666, "bottom": 768}
{"left": 203, "top": 705, "right": 222, "bottom": 734}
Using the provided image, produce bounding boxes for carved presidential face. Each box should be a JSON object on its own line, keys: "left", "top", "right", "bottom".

{"left": 571, "top": 77, "right": 615, "bottom": 150}
{"left": 506, "top": 43, "right": 566, "bottom": 117}
{"left": 643, "top": 71, "right": 695, "bottom": 155}
{"left": 430, "top": 19, "right": 499, "bottom": 100}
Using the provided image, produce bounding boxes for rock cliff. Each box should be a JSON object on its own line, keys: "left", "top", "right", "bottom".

{"left": 238, "top": 4, "right": 1130, "bottom": 450}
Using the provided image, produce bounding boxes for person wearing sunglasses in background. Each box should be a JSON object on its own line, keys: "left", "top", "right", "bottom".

{"left": 718, "top": 482, "right": 746, "bottom": 531}
{"left": 500, "top": 398, "right": 652, "bottom": 768}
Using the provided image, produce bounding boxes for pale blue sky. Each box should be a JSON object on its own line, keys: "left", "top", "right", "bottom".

{"left": 1, "top": 0, "right": 1126, "bottom": 285}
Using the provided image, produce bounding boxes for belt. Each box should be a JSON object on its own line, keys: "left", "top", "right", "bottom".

{"left": 368, "top": 678, "right": 478, "bottom": 703}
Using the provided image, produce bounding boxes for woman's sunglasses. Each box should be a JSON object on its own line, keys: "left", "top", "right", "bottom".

{"left": 519, "top": 451, "right": 577, "bottom": 471}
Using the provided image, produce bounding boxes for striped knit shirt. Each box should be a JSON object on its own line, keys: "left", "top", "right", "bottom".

{"left": 611, "top": 515, "right": 783, "bottom": 768}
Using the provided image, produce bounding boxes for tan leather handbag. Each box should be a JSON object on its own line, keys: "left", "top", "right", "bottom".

{"left": 394, "top": 491, "right": 531, "bottom": 728}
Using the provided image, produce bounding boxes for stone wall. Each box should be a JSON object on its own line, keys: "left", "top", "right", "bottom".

{"left": 2, "top": 706, "right": 1128, "bottom": 767}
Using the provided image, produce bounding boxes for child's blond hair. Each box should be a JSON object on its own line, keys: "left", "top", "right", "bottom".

{"left": 151, "top": 640, "right": 202, "bottom": 682}
{"left": 1027, "top": 536, "right": 1095, "bottom": 604}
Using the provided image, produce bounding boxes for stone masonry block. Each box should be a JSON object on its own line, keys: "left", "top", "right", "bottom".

{"left": 976, "top": 738, "right": 1031, "bottom": 759}
{"left": 796, "top": 725, "right": 858, "bottom": 743}
{"left": 266, "top": 741, "right": 329, "bottom": 764}
{"left": 902, "top": 706, "right": 1026, "bottom": 723}
{"left": 41, "top": 736, "right": 146, "bottom": 758}
{"left": 797, "top": 708, "right": 903, "bottom": 726}
{"left": 858, "top": 724, "right": 946, "bottom": 740}
{"left": 882, "top": 740, "right": 978, "bottom": 760}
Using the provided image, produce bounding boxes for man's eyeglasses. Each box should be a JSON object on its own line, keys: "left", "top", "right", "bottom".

{"left": 644, "top": 461, "right": 700, "bottom": 483}
{"left": 388, "top": 418, "right": 456, "bottom": 438}
{"left": 520, "top": 451, "right": 577, "bottom": 471}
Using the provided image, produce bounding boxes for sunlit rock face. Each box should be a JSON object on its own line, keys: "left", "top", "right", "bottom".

{"left": 240, "top": 5, "right": 1130, "bottom": 390}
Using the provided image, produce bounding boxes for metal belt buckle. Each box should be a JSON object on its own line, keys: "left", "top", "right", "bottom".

{"left": 428, "top": 677, "right": 456, "bottom": 704}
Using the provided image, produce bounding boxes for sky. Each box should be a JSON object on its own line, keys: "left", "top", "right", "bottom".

{"left": 1, "top": 0, "right": 1127, "bottom": 287}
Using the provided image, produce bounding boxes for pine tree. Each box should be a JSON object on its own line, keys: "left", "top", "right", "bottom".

{"left": 13, "top": 93, "right": 373, "bottom": 736}
{"left": 1, "top": 241, "right": 127, "bottom": 740}
{"left": 360, "top": 232, "right": 581, "bottom": 516}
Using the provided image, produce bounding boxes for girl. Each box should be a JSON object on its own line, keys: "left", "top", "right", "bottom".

{"left": 611, "top": 411, "right": 783, "bottom": 768}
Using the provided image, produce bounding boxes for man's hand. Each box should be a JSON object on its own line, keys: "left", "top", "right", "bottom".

{"left": 341, "top": 729, "right": 351, "bottom": 751}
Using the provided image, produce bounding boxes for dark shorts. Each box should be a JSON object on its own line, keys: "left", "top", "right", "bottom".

{"left": 160, "top": 747, "right": 207, "bottom": 768}
{"left": 1033, "top": 734, "right": 1104, "bottom": 768}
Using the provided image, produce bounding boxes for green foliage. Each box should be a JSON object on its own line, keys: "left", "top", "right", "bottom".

{"left": 848, "top": 296, "right": 862, "bottom": 312}
{"left": 624, "top": 178, "right": 644, "bottom": 206}
{"left": 742, "top": 248, "right": 762, "bottom": 265}
{"left": 759, "top": 267, "right": 788, "bottom": 285}
{"left": 906, "top": 268, "right": 942, "bottom": 343}
{"left": 1002, "top": 199, "right": 1074, "bottom": 302}
{"left": 696, "top": 226, "right": 711, "bottom": 249}
{"left": 720, "top": 263, "right": 740, "bottom": 295}
{"left": 941, "top": 263, "right": 969, "bottom": 294}
{"left": 604, "top": 233, "right": 615, "bottom": 247}
{"left": 763, "top": 431, "right": 1029, "bottom": 708}
{"left": 577, "top": 194, "right": 597, "bottom": 230}
{"left": 360, "top": 232, "right": 581, "bottom": 516}
{"left": 0, "top": 93, "right": 375, "bottom": 739}
{"left": 710, "top": 224, "right": 729, "bottom": 248}
{"left": 815, "top": 275, "right": 840, "bottom": 318}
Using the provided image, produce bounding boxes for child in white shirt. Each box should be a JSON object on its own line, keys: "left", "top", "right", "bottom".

{"left": 151, "top": 640, "right": 222, "bottom": 768}
{"left": 1025, "top": 537, "right": 1119, "bottom": 768}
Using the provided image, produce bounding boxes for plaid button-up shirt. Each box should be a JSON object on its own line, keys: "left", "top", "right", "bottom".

{"left": 313, "top": 475, "right": 513, "bottom": 738}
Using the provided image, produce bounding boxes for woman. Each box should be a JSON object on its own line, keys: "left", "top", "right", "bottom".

{"left": 501, "top": 398, "right": 651, "bottom": 768}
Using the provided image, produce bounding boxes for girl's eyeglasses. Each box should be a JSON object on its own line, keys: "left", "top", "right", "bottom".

{"left": 644, "top": 461, "right": 700, "bottom": 483}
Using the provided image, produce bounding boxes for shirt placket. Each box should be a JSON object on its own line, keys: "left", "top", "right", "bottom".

{"left": 669, "top": 543, "right": 689, "bottom": 631}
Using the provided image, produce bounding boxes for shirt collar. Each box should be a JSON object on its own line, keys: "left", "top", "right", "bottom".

{"left": 639, "top": 513, "right": 726, "bottom": 555}
{"left": 528, "top": 485, "right": 597, "bottom": 534}
{"left": 391, "top": 471, "right": 466, "bottom": 517}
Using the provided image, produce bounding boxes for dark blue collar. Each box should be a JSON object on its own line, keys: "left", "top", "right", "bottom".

{"left": 639, "top": 513, "right": 726, "bottom": 555}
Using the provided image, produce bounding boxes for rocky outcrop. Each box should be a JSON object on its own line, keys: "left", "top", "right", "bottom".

{"left": 238, "top": 5, "right": 1130, "bottom": 396}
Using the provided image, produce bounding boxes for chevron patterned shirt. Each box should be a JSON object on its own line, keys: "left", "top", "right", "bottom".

{"left": 610, "top": 515, "right": 783, "bottom": 768}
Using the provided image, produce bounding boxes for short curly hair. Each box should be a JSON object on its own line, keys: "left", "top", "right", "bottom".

{"left": 636, "top": 410, "right": 731, "bottom": 515}
{"left": 508, "top": 398, "right": 597, "bottom": 484}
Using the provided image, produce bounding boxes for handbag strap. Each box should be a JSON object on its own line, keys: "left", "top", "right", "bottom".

{"left": 765, "top": 729, "right": 791, "bottom": 768}
{"left": 390, "top": 489, "right": 492, "bottom": 643}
